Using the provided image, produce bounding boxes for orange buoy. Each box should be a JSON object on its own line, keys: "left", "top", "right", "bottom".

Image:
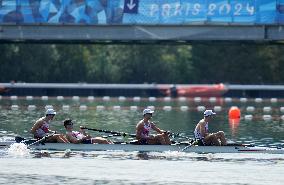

{"left": 229, "top": 106, "right": 241, "bottom": 119}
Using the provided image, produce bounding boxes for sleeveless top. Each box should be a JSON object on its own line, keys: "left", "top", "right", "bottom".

{"left": 35, "top": 120, "right": 49, "bottom": 138}
{"left": 70, "top": 131, "right": 85, "bottom": 140}
{"left": 194, "top": 122, "right": 208, "bottom": 140}
{"left": 140, "top": 121, "right": 152, "bottom": 139}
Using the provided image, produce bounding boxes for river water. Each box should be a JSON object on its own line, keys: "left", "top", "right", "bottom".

{"left": 0, "top": 96, "right": 284, "bottom": 184}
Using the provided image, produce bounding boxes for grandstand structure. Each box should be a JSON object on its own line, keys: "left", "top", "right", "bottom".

{"left": 0, "top": 0, "right": 284, "bottom": 43}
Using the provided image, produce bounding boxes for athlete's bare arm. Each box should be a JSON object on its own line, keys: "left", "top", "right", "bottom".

{"left": 199, "top": 120, "right": 208, "bottom": 138}
{"left": 151, "top": 123, "right": 165, "bottom": 134}
{"left": 136, "top": 121, "right": 144, "bottom": 140}
{"left": 30, "top": 119, "right": 43, "bottom": 134}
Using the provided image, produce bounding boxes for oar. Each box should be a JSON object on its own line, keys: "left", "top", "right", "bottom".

{"left": 168, "top": 131, "right": 192, "bottom": 140}
{"left": 27, "top": 132, "right": 55, "bottom": 147}
{"left": 80, "top": 127, "right": 136, "bottom": 138}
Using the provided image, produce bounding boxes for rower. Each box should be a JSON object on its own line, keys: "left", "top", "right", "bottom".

{"left": 63, "top": 119, "right": 113, "bottom": 144}
{"left": 136, "top": 108, "right": 171, "bottom": 145}
{"left": 194, "top": 110, "right": 227, "bottom": 146}
{"left": 30, "top": 109, "right": 69, "bottom": 143}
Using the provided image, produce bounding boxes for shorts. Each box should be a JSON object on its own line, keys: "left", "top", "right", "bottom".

{"left": 138, "top": 139, "right": 148, "bottom": 145}
{"left": 82, "top": 139, "right": 92, "bottom": 144}
{"left": 195, "top": 139, "right": 205, "bottom": 146}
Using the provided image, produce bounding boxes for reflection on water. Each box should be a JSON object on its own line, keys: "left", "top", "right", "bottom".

{"left": 1, "top": 148, "right": 284, "bottom": 185}
{"left": 2, "top": 147, "right": 284, "bottom": 164}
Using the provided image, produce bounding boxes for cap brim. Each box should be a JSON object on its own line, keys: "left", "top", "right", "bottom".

{"left": 143, "top": 111, "right": 154, "bottom": 115}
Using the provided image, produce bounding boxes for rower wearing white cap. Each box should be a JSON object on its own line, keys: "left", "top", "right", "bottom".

{"left": 31, "top": 109, "right": 69, "bottom": 143}
{"left": 194, "top": 110, "right": 227, "bottom": 146}
{"left": 136, "top": 108, "right": 171, "bottom": 145}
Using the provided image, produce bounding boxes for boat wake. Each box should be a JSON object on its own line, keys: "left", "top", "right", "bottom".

{"left": 8, "top": 143, "right": 30, "bottom": 156}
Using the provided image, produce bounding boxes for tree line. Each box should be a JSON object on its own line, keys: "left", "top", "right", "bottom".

{"left": 0, "top": 43, "right": 284, "bottom": 84}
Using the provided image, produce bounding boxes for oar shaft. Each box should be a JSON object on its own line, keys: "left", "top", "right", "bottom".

{"left": 82, "top": 127, "right": 136, "bottom": 138}
{"left": 27, "top": 133, "right": 55, "bottom": 147}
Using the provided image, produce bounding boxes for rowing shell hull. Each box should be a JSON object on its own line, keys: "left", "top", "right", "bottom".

{"left": 1, "top": 142, "right": 284, "bottom": 154}
{"left": 19, "top": 143, "right": 284, "bottom": 154}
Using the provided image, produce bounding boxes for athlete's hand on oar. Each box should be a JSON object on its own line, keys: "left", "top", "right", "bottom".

{"left": 80, "top": 126, "right": 87, "bottom": 130}
{"left": 162, "top": 130, "right": 171, "bottom": 135}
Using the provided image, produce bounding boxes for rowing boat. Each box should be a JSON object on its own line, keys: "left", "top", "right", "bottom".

{"left": 1, "top": 140, "right": 284, "bottom": 154}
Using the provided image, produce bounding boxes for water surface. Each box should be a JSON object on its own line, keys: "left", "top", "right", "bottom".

{"left": 1, "top": 97, "right": 284, "bottom": 184}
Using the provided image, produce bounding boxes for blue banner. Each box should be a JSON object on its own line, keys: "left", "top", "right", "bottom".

{"left": 0, "top": 0, "right": 282, "bottom": 24}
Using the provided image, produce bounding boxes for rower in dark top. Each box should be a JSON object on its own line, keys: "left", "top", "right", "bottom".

{"left": 136, "top": 108, "right": 171, "bottom": 145}
{"left": 194, "top": 110, "right": 227, "bottom": 146}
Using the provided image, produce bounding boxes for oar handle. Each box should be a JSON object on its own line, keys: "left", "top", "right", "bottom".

{"left": 169, "top": 132, "right": 192, "bottom": 140}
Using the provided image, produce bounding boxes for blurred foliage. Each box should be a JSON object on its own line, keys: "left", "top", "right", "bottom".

{"left": 0, "top": 43, "right": 284, "bottom": 84}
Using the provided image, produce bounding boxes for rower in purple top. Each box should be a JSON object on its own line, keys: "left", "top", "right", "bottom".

{"left": 136, "top": 108, "right": 171, "bottom": 145}
{"left": 194, "top": 110, "right": 227, "bottom": 146}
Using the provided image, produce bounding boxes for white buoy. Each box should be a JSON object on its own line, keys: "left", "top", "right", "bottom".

{"left": 147, "top": 106, "right": 155, "bottom": 110}
{"left": 62, "top": 105, "right": 70, "bottom": 111}
{"left": 26, "top": 96, "right": 33, "bottom": 101}
{"left": 113, "top": 106, "right": 121, "bottom": 111}
{"left": 255, "top": 98, "right": 263, "bottom": 103}
{"left": 72, "top": 96, "right": 80, "bottom": 101}
{"left": 263, "top": 107, "right": 272, "bottom": 113}
{"left": 213, "top": 106, "right": 222, "bottom": 112}
{"left": 45, "top": 105, "right": 53, "bottom": 110}
{"left": 11, "top": 105, "right": 19, "bottom": 111}
{"left": 246, "top": 106, "right": 255, "bottom": 113}
{"left": 102, "top": 96, "right": 110, "bottom": 101}
{"left": 149, "top": 97, "right": 156, "bottom": 102}
{"left": 79, "top": 105, "right": 87, "bottom": 111}
{"left": 10, "top": 96, "right": 18, "bottom": 100}
{"left": 57, "top": 96, "right": 64, "bottom": 101}
{"left": 41, "top": 96, "right": 48, "bottom": 101}
{"left": 281, "top": 115, "right": 284, "bottom": 121}
{"left": 240, "top": 98, "right": 247, "bottom": 103}
{"left": 197, "top": 106, "right": 206, "bottom": 112}
{"left": 263, "top": 115, "right": 272, "bottom": 122}
{"left": 244, "top": 115, "right": 253, "bottom": 121}
{"left": 194, "top": 97, "right": 202, "bottom": 103}
{"left": 270, "top": 98, "right": 278, "bottom": 103}
{"left": 130, "top": 106, "right": 138, "bottom": 111}
{"left": 180, "top": 106, "right": 189, "bottom": 111}
{"left": 224, "top": 97, "right": 232, "bottom": 103}
{"left": 96, "top": 105, "right": 105, "bottom": 111}
{"left": 178, "top": 97, "right": 187, "bottom": 102}
{"left": 27, "top": 105, "right": 36, "bottom": 111}
{"left": 163, "top": 97, "right": 171, "bottom": 102}
{"left": 133, "top": 97, "right": 141, "bottom": 102}
{"left": 87, "top": 96, "right": 95, "bottom": 101}
{"left": 209, "top": 97, "right": 217, "bottom": 103}
{"left": 118, "top": 96, "right": 126, "bottom": 102}
{"left": 280, "top": 107, "right": 284, "bottom": 113}
{"left": 163, "top": 106, "right": 172, "bottom": 111}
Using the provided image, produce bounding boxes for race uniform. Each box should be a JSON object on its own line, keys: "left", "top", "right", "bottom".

{"left": 138, "top": 121, "right": 152, "bottom": 145}
{"left": 70, "top": 131, "right": 92, "bottom": 144}
{"left": 194, "top": 122, "right": 208, "bottom": 146}
{"left": 34, "top": 121, "right": 49, "bottom": 139}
